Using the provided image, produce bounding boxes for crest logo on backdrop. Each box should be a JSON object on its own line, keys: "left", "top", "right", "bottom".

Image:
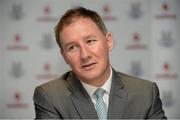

{"left": 9, "top": 61, "right": 25, "bottom": 78}
{"left": 162, "top": 90, "right": 175, "bottom": 108}
{"left": 159, "top": 31, "right": 174, "bottom": 48}
{"left": 128, "top": 61, "right": 143, "bottom": 77}
{"left": 10, "top": 3, "right": 25, "bottom": 20}
{"left": 40, "top": 33, "right": 55, "bottom": 49}
{"left": 128, "top": 2, "right": 143, "bottom": 19}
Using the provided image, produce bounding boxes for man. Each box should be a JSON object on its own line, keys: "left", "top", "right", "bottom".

{"left": 33, "top": 7, "right": 167, "bottom": 119}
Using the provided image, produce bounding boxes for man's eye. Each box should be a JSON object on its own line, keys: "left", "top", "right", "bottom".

{"left": 67, "top": 45, "right": 77, "bottom": 51}
{"left": 87, "top": 39, "right": 96, "bottom": 45}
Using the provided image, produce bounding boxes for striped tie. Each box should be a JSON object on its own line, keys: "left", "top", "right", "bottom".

{"left": 94, "top": 88, "right": 107, "bottom": 119}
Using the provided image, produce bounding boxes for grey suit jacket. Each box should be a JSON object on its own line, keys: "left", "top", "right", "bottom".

{"left": 33, "top": 69, "right": 167, "bottom": 119}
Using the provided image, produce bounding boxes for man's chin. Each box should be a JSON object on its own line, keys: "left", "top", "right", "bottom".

{"left": 77, "top": 73, "right": 99, "bottom": 82}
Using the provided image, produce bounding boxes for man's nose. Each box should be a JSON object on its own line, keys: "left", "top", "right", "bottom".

{"left": 80, "top": 46, "right": 91, "bottom": 60}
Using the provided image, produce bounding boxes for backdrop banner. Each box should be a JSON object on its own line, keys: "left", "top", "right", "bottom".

{"left": 0, "top": 0, "right": 179, "bottom": 119}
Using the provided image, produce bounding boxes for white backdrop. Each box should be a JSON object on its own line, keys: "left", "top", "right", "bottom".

{"left": 0, "top": 0, "right": 179, "bottom": 119}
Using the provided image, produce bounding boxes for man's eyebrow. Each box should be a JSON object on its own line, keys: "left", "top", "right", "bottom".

{"left": 63, "top": 41, "right": 77, "bottom": 47}
{"left": 84, "top": 35, "right": 96, "bottom": 40}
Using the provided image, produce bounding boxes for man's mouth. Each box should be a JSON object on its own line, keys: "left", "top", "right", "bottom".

{"left": 82, "top": 62, "right": 96, "bottom": 70}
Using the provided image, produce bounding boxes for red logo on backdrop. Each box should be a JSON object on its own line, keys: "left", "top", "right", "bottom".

{"left": 155, "top": 1, "right": 177, "bottom": 19}
{"left": 155, "top": 62, "right": 178, "bottom": 80}
{"left": 162, "top": 2, "right": 169, "bottom": 11}
{"left": 101, "top": 4, "right": 117, "bottom": 21}
{"left": 37, "top": 5, "right": 58, "bottom": 22}
{"left": 44, "top": 63, "right": 51, "bottom": 71}
{"left": 7, "top": 34, "right": 29, "bottom": 51}
{"left": 6, "top": 91, "right": 28, "bottom": 109}
{"left": 36, "top": 62, "right": 58, "bottom": 80}
{"left": 126, "top": 32, "right": 147, "bottom": 50}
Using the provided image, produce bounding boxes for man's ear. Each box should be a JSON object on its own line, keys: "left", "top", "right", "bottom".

{"left": 106, "top": 32, "right": 114, "bottom": 52}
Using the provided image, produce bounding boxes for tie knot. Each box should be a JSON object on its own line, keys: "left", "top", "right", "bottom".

{"left": 94, "top": 88, "right": 106, "bottom": 99}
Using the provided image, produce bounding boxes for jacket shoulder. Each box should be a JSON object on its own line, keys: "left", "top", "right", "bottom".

{"left": 115, "top": 71, "right": 155, "bottom": 93}
{"left": 35, "top": 71, "right": 72, "bottom": 96}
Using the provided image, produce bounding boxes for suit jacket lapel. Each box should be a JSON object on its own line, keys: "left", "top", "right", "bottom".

{"left": 67, "top": 72, "right": 98, "bottom": 119}
{"left": 108, "top": 69, "right": 128, "bottom": 119}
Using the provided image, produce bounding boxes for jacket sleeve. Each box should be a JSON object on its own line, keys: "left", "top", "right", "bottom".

{"left": 33, "top": 86, "right": 62, "bottom": 119}
{"left": 147, "top": 82, "right": 167, "bottom": 119}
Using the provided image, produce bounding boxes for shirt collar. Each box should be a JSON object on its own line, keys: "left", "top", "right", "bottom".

{"left": 81, "top": 67, "right": 113, "bottom": 98}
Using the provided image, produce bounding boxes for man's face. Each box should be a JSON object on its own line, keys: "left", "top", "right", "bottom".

{"left": 60, "top": 18, "right": 113, "bottom": 86}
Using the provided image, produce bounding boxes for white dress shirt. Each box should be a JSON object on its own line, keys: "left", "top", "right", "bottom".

{"left": 81, "top": 67, "right": 112, "bottom": 109}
